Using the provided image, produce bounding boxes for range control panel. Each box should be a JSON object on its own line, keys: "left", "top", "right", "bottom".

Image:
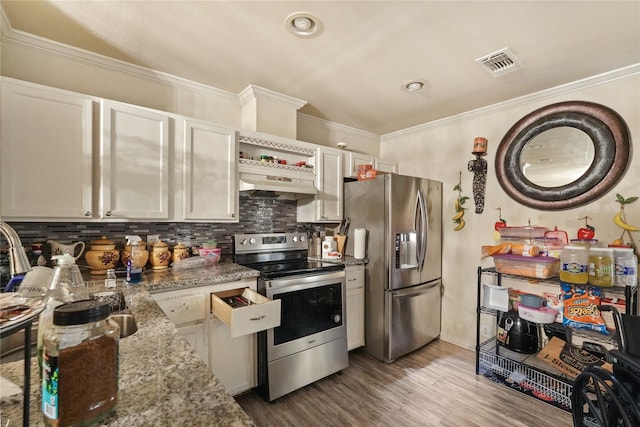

{"left": 233, "top": 232, "right": 307, "bottom": 254}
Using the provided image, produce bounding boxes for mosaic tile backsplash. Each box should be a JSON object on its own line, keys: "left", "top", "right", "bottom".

{"left": 2, "top": 196, "right": 336, "bottom": 268}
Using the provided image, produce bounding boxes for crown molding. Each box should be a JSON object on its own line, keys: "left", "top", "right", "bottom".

{"left": 382, "top": 63, "right": 640, "bottom": 139}
{"left": 297, "top": 112, "right": 379, "bottom": 139}
{"left": 238, "top": 84, "right": 307, "bottom": 109}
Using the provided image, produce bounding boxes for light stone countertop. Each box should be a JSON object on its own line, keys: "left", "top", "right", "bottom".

{"left": 307, "top": 255, "right": 368, "bottom": 266}
{"left": 0, "top": 261, "right": 260, "bottom": 427}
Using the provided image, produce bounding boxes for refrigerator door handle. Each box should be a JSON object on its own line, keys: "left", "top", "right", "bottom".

{"left": 415, "top": 189, "right": 427, "bottom": 271}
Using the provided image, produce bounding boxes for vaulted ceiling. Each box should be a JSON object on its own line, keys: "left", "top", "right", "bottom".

{"left": 2, "top": 1, "right": 639, "bottom": 135}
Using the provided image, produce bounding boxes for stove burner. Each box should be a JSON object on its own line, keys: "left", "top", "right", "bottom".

{"left": 233, "top": 232, "right": 344, "bottom": 279}
{"left": 246, "top": 259, "right": 344, "bottom": 279}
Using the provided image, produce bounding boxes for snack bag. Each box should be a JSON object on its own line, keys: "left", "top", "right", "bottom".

{"left": 561, "top": 282, "right": 608, "bottom": 334}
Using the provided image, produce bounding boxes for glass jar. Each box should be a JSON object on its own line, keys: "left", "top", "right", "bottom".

{"left": 559, "top": 245, "right": 589, "bottom": 284}
{"left": 42, "top": 300, "right": 119, "bottom": 427}
{"left": 105, "top": 268, "right": 117, "bottom": 289}
{"left": 37, "top": 254, "right": 89, "bottom": 378}
{"left": 588, "top": 248, "right": 614, "bottom": 287}
{"left": 614, "top": 247, "right": 638, "bottom": 287}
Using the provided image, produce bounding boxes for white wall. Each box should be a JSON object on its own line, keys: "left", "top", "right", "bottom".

{"left": 381, "top": 68, "right": 640, "bottom": 349}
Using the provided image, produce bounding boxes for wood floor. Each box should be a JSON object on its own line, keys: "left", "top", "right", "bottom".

{"left": 235, "top": 340, "right": 573, "bottom": 427}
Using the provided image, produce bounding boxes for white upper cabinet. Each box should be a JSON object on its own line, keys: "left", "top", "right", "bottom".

{"left": 343, "top": 150, "right": 397, "bottom": 178}
{"left": 298, "top": 146, "right": 344, "bottom": 222}
{"left": 375, "top": 158, "right": 398, "bottom": 174}
{"left": 1, "top": 79, "right": 94, "bottom": 220}
{"left": 181, "top": 120, "right": 238, "bottom": 221}
{"left": 100, "top": 100, "right": 171, "bottom": 220}
{"left": 343, "top": 151, "right": 375, "bottom": 178}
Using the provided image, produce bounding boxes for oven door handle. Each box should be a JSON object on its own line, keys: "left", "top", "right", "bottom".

{"left": 264, "top": 270, "right": 346, "bottom": 294}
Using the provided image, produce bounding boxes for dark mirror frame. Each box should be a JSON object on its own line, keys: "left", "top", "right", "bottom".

{"left": 495, "top": 101, "right": 632, "bottom": 210}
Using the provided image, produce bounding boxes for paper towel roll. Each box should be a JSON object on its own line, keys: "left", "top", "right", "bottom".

{"left": 354, "top": 228, "right": 366, "bottom": 259}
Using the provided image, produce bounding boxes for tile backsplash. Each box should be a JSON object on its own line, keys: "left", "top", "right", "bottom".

{"left": 2, "top": 196, "right": 334, "bottom": 267}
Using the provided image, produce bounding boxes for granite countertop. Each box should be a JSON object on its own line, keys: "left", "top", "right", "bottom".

{"left": 0, "top": 257, "right": 366, "bottom": 426}
{"left": 308, "top": 255, "right": 368, "bottom": 266}
{"left": 0, "top": 261, "right": 260, "bottom": 427}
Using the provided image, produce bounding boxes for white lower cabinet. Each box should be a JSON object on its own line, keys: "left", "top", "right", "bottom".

{"left": 208, "top": 317, "right": 255, "bottom": 396}
{"left": 152, "top": 278, "right": 258, "bottom": 395}
{"left": 177, "top": 322, "right": 208, "bottom": 365}
{"left": 346, "top": 265, "right": 365, "bottom": 350}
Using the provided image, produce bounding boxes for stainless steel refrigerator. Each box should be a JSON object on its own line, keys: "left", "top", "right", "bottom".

{"left": 345, "top": 174, "right": 442, "bottom": 363}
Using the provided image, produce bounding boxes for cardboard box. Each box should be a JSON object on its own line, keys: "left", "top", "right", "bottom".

{"left": 537, "top": 336, "right": 612, "bottom": 379}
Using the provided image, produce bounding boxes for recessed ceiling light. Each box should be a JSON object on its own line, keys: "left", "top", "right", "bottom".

{"left": 285, "top": 12, "right": 323, "bottom": 38}
{"left": 402, "top": 79, "right": 428, "bottom": 92}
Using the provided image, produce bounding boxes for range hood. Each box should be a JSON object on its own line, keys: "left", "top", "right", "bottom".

{"left": 239, "top": 172, "right": 317, "bottom": 198}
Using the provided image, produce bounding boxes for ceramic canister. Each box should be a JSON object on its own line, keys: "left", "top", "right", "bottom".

{"left": 85, "top": 236, "right": 120, "bottom": 275}
{"left": 150, "top": 241, "right": 171, "bottom": 270}
{"left": 172, "top": 243, "right": 189, "bottom": 263}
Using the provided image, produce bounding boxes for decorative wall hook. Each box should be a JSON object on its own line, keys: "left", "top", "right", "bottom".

{"left": 468, "top": 137, "right": 488, "bottom": 214}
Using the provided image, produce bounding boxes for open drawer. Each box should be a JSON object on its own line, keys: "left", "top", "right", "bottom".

{"left": 210, "top": 288, "right": 281, "bottom": 338}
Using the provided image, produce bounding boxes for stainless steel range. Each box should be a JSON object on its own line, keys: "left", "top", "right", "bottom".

{"left": 233, "top": 232, "right": 348, "bottom": 401}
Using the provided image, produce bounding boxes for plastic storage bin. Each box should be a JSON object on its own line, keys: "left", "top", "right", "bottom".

{"left": 498, "top": 226, "right": 549, "bottom": 239}
{"left": 493, "top": 254, "right": 559, "bottom": 279}
{"left": 517, "top": 304, "right": 558, "bottom": 324}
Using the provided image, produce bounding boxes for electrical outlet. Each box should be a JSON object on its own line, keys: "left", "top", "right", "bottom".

{"left": 147, "top": 234, "right": 160, "bottom": 248}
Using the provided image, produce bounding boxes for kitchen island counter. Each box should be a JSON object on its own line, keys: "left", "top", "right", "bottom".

{"left": 0, "top": 261, "right": 259, "bottom": 426}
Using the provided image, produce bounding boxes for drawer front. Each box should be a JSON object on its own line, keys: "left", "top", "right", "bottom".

{"left": 155, "top": 292, "right": 205, "bottom": 326}
{"left": 211, "top": 288, "right": 281, "bottom": 338}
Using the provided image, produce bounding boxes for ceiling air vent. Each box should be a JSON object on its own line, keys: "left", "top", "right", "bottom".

{"left": 476, "top": 47, "right": 523, "bottom": 77}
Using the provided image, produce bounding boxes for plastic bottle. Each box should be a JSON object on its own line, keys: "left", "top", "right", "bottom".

{"left": 559, "top": 245, "right": 589, "bottom": 284}
{"left": 614, "top": 247, "right": 638, "bottom": 287}
{"left": 125, "top": 235, "right": 143, "bottom": 284}
{"left": 588, "top": 248, "right": 614, "bottom": 287}
{"left": 37, "top": 254, "right": 89, "bottom": 378}
{"left": 42, "top": 300, "right": 119, "bottom": 427}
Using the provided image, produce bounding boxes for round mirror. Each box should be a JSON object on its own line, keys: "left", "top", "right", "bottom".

{"left": 495, "top": 101, "right": 631, "bottom": 210}
{"left": 520, "top": 127, "right": 594, "bottom": 187}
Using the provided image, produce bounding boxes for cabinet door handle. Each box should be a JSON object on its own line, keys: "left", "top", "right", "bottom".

{"left": 250, "top": 315, "right": 266, "bottom": 321}
{"left": 84, "top": 211, "right": 92, "bottom": 217}
{"left": 105, "top": 210, "right": 112, "bottom": 217}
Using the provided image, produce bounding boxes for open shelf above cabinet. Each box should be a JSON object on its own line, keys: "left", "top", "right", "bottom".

{"left": 239, "top": 134, "right": 316, "bottom": 172}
